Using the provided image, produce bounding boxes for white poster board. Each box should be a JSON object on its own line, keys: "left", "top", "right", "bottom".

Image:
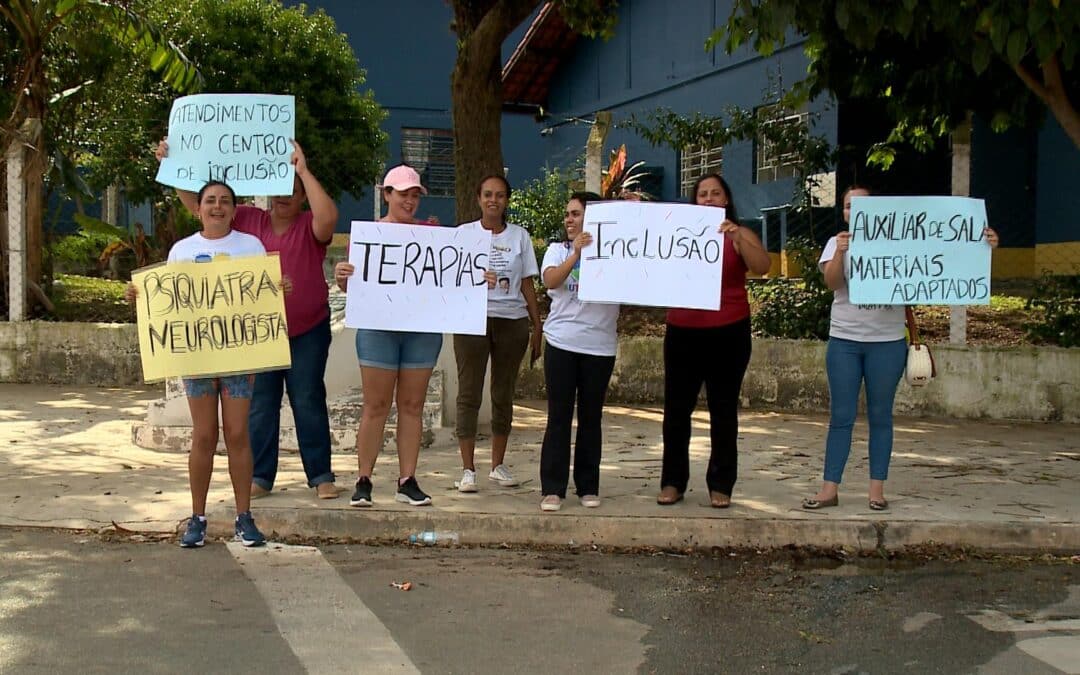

{"left": 343, "top": 222, "right": 491, "bottom": 335}
{"left": 156, "top": 93, "right": 295, "bottom": 196}
{"left": 577, "top": 201, "right": 727, "bottom": 310}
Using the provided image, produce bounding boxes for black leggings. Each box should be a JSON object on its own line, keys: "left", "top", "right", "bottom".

{"left": 661, "top": 319, "right": 752, "bottom": 496}
{"left": 539, "top": 343, "right": 616, "bottom": 498}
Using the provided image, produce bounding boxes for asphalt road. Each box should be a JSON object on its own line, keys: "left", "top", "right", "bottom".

{"left": 1, "top": 528, "right": 1077, "bottom": 674}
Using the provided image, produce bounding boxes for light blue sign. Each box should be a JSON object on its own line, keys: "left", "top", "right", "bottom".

{"left": 848, "top": 196, "right": 992, "bottom": 305}
{"left": 156, "top": 93, "right": 295, "bottom": 196}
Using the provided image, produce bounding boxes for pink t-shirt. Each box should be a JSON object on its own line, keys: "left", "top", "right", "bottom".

{"left": 232, "top": 205, "right": 329, "bottom": 337}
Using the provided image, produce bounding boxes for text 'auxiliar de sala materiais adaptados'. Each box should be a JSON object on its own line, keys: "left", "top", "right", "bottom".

{"left": 849, "top": 197, "right": 991, "bottom": 305}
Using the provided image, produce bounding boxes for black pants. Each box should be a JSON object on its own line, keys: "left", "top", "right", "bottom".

{"left": 661, "top": 319, "right": 752, "bottom": 496}
{"left": 539, "top": 343, "right": 616, "bottom": 498}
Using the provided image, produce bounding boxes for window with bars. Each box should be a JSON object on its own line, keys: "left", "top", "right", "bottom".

{"left": 680, "top": 142, "right": 724, "bottom": 198}
{"left": 754, "top": 104, "right": 809, "bottom": 184}
{"left": 400, "top": 128, "right": 455, "bottom": 196}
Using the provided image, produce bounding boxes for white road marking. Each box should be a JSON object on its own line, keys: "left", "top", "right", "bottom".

{"left": 967, "top": 609, "right": 1080, "bottom": 633}
{"left": 227, "top": 542, "right": 419, "bottom": 674}
{"left": 1016, "top": 636, "right": 1080, "bottom": 674}
{"left": 968, "top": 585, "right": 1080, "bottom": 673}
{"left": 902, "top": 611, "right": 942, "bottom": 633}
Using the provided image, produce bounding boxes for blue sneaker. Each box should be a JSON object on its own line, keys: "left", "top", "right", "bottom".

{"left": 180, "top": 515, "right": 206, "bottom": 548}
{"left": 234, "top": 511, "right": 266, "bottom": 547}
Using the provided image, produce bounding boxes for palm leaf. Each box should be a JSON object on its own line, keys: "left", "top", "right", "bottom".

{"left": 84, "top": 0, "right": 203, "bottom": 93}
{"left": 74, "top": 212, "right": 128, "bottom": 239}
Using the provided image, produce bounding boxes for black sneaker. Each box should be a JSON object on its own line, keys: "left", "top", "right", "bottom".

{"left": 349, "top": 476, "right": 373, "bottom": 507}
{"left": 395, "top": 477, "right": 432, "bottom": 506}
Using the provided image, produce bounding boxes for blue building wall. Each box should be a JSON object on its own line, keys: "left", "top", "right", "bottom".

{"left": 532, "top": 0, "right": 838, "bottom": 222}
{"left": 971, "top": 119, "right": 1037, "bottom": 248}
{"left": 530, "top": 0, "right": 1077, "bottom": 272}
{"left": 1035, "top": 115, "right": 1080, "bottom": 245}
{"left": 309, "top": 1, "right": 547, "bottom": 230}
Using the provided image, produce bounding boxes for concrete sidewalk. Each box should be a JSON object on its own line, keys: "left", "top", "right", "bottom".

{"left": 1, "top": 384, "right": 1077, "bottom": 553}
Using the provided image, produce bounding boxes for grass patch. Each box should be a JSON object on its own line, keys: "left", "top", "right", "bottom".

{"left": 49, "top": 274, "right": 133, "bottom": 323}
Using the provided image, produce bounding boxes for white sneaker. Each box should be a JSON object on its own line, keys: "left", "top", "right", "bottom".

{"left": 540, "top": 495, "right": 562, "bottom": 512}
{"left": 455, "top": 468, "right": 478, "bottom": 493}
{"left": 580, "top": 494, "right": 601, "bottom": 508}
{"left": 488, "top": 464, "right": 519, "bottom": 487}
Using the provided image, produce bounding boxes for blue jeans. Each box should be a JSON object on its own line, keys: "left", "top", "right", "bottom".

{"left": 251, "top": 316, "right": 334, "bottom": 489}
{"left": 823, "top": 337, "right": 907, "bottom": 484}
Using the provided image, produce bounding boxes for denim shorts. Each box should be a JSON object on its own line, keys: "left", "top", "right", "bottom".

{"left": 355, "top": 329, "right": 442, "bottom": 370}
{"left": 182, "top": 374, "right": 255, "bottom": 399}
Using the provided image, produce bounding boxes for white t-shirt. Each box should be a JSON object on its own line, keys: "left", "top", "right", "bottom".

{"left": 460, "top": 220, "right": 539, "bottom": 320}
{"left": 819, "top": 235, "right": 905, "bottom": 342}
{"left": 542, "top": 242, "right": 620, "bottom": 357}
{"left": 167, "top": 230, "right": 266, "bottom": 263}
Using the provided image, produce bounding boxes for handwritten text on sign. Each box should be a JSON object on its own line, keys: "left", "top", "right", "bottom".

{"left": 132, "top": 255, "right": 290, "bottom": 382}
{"left": 848, "top": 196, "right": 991, "bottom": 305}
{"left": 344, "top": 222, "right": 492, "bottom": 335}
{"left": 577, "top": 201, "right": 726, "bottom": 310}
{"left": 155, "top": 93, "right": 295, "bottom": 196}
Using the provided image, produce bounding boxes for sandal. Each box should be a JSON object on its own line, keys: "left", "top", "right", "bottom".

{"left": 709, "top": 491, "right": 732, "bottom": 509}
{"left": 656, "top": 486, "right": 684, "bottom": 505}
{"left": 801, "top": 495, "right": 839, "bottom": 510}
{"left": 868, "top": 499, "right": 889, "bottom": 511}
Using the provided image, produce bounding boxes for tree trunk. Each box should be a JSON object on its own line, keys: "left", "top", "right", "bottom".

{"left": 450, "top": 1, "right": 538, "bottom": 225}
{"left": 1013, "top": 54, "right": 1080, "bottom": 149}
{"left": 450, "top": 53, "right": 505, "bottom": 225}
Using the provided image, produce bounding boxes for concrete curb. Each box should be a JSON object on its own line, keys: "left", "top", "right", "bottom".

{"left": 207, "top": 507, "right": 1080, "bottom": 555}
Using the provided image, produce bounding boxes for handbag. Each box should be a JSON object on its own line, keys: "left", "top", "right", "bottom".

{"left": 904, "top": 306, "right": 936, "bottom": 386}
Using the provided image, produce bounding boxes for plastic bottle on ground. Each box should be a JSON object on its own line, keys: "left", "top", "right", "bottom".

{"left": 408, "top": 530, "right": 459, "bottom": 546}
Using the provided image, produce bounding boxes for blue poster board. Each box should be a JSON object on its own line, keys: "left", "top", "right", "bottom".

{"left": 156, "top": 93, "right": 295, "bottom": 196}
{"left": 848, "top": 196, "right": 992, "bottom": 305}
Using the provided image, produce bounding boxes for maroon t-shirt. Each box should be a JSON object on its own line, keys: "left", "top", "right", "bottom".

{"left": 232, "top": 205, "right": 329, "bottom": 337}
{"left": 666, "top": 235, "right": 751, "bottom": 328}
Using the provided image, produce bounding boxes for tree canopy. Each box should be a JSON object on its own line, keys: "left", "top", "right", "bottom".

{"left": 1, "top": 0, "right": 200, "bottom": 304}
{"left": 84, "top": 0, "right": 387, "bottom": 203}
{"left": 709, "top": 0, "right": 1080, "bottom": 164}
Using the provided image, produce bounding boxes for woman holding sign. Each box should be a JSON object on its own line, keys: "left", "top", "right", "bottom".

{"left": 157, "top": 138, "right": 340, "bottom": 502}
{"left": 334, "top": 165, "right": 442, "bottom": 507}
{"left": 125, "top": 180, "right": 268, "bottom": 548}
{"left": 658, "top": 174, "right": 771, "bottom": 508}
{"left": 802, "top": 186, "right": 999, "bottom": 511}
{"left": 452, "top": 175, "right": 542, "bottom": 494}
{"left": 538, "top": 192, "right": 619, "bottom": 511}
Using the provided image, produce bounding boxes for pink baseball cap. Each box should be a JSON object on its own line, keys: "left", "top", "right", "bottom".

{"left": 379, "top": 165, "right": 427, "bottom": 194}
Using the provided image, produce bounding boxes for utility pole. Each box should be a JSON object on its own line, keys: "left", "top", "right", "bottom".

{"left": 585, "top": 111, "right": 612, "bottom": 195}
{"left": 949, "top": 116, "right": 972, "bottom": 345}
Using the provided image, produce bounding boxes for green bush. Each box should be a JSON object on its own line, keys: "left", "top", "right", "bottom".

{"left": 750, "top": 237, "right": 833, "bottom": 340}
{"left": 1025, "top": 274, "right": 1080, "bottom": 348}
{"left": 49, "top": 232, "right": 118, "bottom": 277}
{"left": 509, "top": 164, "right": 578, "bottom": 244}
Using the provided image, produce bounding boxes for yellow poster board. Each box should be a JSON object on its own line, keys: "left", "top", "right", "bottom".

{"left": 132, "top": 254, "right": 291, "bottom": 382}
